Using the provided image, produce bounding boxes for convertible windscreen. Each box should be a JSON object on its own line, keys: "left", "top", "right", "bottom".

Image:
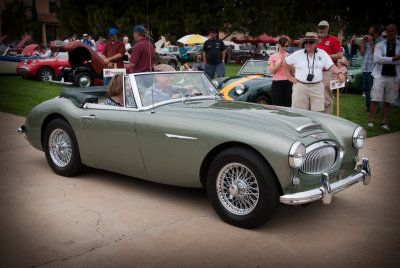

{"left": 132, "top": 72, "right": 219, "bottom": 107}
{"left": 239, "top": 60, "right": 271, "bottom": 75}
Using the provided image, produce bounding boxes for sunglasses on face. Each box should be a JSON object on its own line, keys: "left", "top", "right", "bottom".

{"left": 303, "top": 41, "right": 316, "bottom": 45}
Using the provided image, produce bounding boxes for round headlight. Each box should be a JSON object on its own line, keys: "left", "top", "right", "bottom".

{"left": 212, "top": 80, "right": 219, "bottom": 88}
{"left": 353, "top": 126, "right": 366, "bottom": 149}
{"left": 235, "top": 84, "right": 245, "bottom": 95}
{"left": 289, "top": 141, "right": 306, "bottom": 168}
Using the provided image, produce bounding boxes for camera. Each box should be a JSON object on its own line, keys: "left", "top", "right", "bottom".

{"left": 307, "top": 73, "right": 314, "bottom": 82}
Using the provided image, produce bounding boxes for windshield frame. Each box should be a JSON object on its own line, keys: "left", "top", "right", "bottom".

{"left": 125, "top": 71, "right": 220, "bottom": 110}
{"left": 238, "top": 60, "right": 271, "bottom": 76}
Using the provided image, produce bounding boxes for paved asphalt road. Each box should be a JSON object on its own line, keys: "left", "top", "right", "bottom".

{"left": 0, "top": 112, "right": 399, "bottom": 267}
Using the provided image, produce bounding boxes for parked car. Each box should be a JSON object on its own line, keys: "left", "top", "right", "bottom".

{"left": 187, "top": 45, "right": 203, "bottom": 61}
{"left": 18, "top": 71, "right": 371, "bottom": 229}
{"left": 158, "top": 45, "right": 179, "bottom": 57}
{"left": 213, "top": 60, "right": 273, "bottom": 104}
{"left": 157, "top": 54, "right": 179, "bottom": 70}
{"left": 16, "top": 52, "right": 70, "bottom": 81}
{"left": 54, "top": 41, "right": 132, "bottom": 87}
{"left": 0, "top": 44, "right": 42, "bottom": 74}
{"left": 346, "top": 56, "right": 362, "bottom": 92}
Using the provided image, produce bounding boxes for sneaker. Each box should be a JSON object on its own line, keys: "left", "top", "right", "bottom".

{"left": 368, "top": 122, "right": 374, "bottom": 127}
{"left": 381, "top": 123, "right": 390, "bottom": 130}
{"left": 362, "top": 93, "right": 366, "bottom": 97}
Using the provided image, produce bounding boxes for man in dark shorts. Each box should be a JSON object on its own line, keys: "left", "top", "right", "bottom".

{"left": 203, "top": 27, "right": 226, "bottom": 79}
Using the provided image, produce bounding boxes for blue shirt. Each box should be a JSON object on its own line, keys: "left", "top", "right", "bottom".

{"left": 179, "top": 47, "right": 189, "bottom": 60}
{"left": 143, "top": 83, "right": 175, "bottom": 106}
{"left": 361, "top": 37, "right": 384, "bottom": 72}
{"left": 81, "top": 39, "right": 92, "bottom": 47}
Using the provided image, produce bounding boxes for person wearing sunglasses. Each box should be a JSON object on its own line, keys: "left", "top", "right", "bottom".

{"left": 268, "top": 36, "right": 292, "bottom": 107}
{"left": 283, "top": 32, "right": 346, "bottom": 112}
{"left": 316, "top": 20, "right": 343, "bottom": 114}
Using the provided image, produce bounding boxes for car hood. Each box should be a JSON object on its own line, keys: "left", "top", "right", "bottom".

{"left": 215, "top": 75, "right": 273, "bottom": 99}
{"left": 56, "top": 41, "right": 105, "bottom": 74}
{"left": 159, "top": 100, "right": 325, "bottom": 139}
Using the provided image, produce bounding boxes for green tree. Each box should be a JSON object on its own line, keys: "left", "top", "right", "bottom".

{"left": 0, "top": 0, "right": 34, "bottom": 40}
{"left": 55, "top": 0, "right": 400, "bottom": 42}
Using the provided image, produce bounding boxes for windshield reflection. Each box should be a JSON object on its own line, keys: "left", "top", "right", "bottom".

{"left": 239, "top": 60, "right": 271, "bottom": 75}
{"left": 132, "top": 72, "right": 219, "bottom": 107}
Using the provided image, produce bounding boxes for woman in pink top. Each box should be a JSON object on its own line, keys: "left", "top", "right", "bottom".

{"left": 96, "top": 37, "right": 106, "bottom": 54}
{"left": 268, "top": 37, "right": 292, "bottom": 107}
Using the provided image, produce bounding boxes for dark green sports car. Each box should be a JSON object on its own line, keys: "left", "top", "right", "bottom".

{"left": 214, "top": 60, "right": 273, "bottom": 104}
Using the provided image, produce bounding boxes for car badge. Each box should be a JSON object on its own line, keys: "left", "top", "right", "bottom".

{"left": 311, "top": 133, "right": 324, "bottom": 139}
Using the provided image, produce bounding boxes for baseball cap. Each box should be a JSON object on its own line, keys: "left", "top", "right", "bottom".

{"left": 109, "top": 28, "right": 118, "bottom": 35}
{"left": 133, "top": 25, "right": 145, "bottom": 33}
{"left": 83, "top": 33, "right": 88, "bottom": 37}
{"left": 318, "top": 20, "right": 329, "bottom": 28}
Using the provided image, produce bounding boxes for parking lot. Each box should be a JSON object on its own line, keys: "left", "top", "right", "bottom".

{"left": 0, "top": 111, "right": 399, "bottom": 267}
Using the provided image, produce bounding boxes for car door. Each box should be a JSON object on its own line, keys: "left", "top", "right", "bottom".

{"left": 80, "top": 107, "right": 147, "bottom": 179}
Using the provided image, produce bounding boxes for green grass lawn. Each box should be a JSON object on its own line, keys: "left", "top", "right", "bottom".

{"left": 0, "top": 67, "right": 399, "bottom": 138}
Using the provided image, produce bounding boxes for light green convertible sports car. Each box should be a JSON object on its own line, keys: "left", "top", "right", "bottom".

{"left": 18, "top": 71, "right": 371, "bottom": 229}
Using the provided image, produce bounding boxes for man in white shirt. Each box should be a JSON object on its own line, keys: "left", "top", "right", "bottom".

{"left": 283, "top": 32, "right": 345, "bottom": 112}
{"left": 369, "top": 24, "right": 400, "bottom": 130}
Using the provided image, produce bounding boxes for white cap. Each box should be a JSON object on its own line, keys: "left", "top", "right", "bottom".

{"left": 318, "top": 20, "right": 329, "bottom": 27}
{"left": 83, "top": 33, "right": 88, "bottom": 37}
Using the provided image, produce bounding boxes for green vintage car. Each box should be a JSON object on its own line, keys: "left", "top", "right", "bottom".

{"left": 346, "top": 56, "right": 363, "bottom": 92}
{"left": 214, "top": 60, "right": 273, "bottom": 104}
{"left": 18, "top": 71, "right": 371, "bottom": 229}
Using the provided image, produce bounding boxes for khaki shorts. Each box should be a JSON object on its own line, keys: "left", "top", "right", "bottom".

{"left": 291, "top": 82, "right": 325, "bottom": 111}
{"left": 371, "top": 76, "right": 398, "bottom": 104}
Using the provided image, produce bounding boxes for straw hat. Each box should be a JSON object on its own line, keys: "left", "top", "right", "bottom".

{"left": 300, "top": 32, "right": 320, "bottom": 42}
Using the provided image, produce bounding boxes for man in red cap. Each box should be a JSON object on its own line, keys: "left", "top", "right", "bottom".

{"left": 316, "top": 20, "right": 343, "bottom": 114}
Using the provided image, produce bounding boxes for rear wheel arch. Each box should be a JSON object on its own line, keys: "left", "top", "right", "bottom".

{"left": 40, "top": 113, "right": 70, "bottom": 149}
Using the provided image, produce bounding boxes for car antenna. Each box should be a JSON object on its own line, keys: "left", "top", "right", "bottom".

{"left": 146, "top": 0, "right": 156, "bottom": 114}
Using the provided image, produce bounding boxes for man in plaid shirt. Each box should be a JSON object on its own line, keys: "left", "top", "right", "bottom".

{"left": 360, "top": 25, "right": 384, "bottom": 111}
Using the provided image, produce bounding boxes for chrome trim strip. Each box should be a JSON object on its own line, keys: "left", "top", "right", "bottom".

{"left": 296, "top": 123, "right": 322, "bottom": 133}
{"left": 165, "top": 134, "right": 198, "bottom": 140}
{"left": 280, "top": 158, "right": 371, "bottom": 205}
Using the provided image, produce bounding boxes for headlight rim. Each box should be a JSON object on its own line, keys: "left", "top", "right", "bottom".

{"left": 352, "top": 126, "right": 366, "bottom": 150}
{"left": 289, "top": 141, "right": 306, "bottom": 168}
{"left": 235, "top": 83, "right": 245, "bottom": 95}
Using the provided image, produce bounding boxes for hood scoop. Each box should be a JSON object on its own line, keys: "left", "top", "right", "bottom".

{"left": 296, "top": 123, "right": 322, "bottom": 133}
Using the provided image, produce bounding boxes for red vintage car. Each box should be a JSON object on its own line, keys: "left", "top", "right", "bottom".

{"left": 16, "top": 53, "right": 70, "bottom": 81}
{"left": 55, "top": 41, "right": 131, "bottom": 87}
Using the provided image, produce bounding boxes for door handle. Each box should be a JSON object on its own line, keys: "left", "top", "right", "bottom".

{"left": 81, "top": 115, "right": 96, "bottom": 120}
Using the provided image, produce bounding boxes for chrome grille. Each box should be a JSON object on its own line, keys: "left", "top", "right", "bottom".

{"left": 19, "top": 67, "right": 28, "bottom": 75}
{"left": 300, "top": 145, "right": 336, "bottom": 174}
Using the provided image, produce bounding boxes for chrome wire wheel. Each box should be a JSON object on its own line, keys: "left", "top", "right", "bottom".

{"left": 48, "top": 128, "right": 72, "bottom": 168}
{"left": 216, "top": 162, "right": 259, "bottom": 215}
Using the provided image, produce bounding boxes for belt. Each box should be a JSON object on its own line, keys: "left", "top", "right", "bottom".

{"left": 298, "top": 81, "right": 322, "bottom": 85}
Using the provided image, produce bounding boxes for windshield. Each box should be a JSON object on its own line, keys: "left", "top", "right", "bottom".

{"left": 131, "top": 72, "right": 219, "bottom": 107}
{"left": 239, "top": 60, "right": 271, "bottom": 75}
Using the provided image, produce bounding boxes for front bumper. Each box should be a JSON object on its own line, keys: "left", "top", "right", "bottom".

{"left": 280, "top": 158, "right": 371, "bottom": 205}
